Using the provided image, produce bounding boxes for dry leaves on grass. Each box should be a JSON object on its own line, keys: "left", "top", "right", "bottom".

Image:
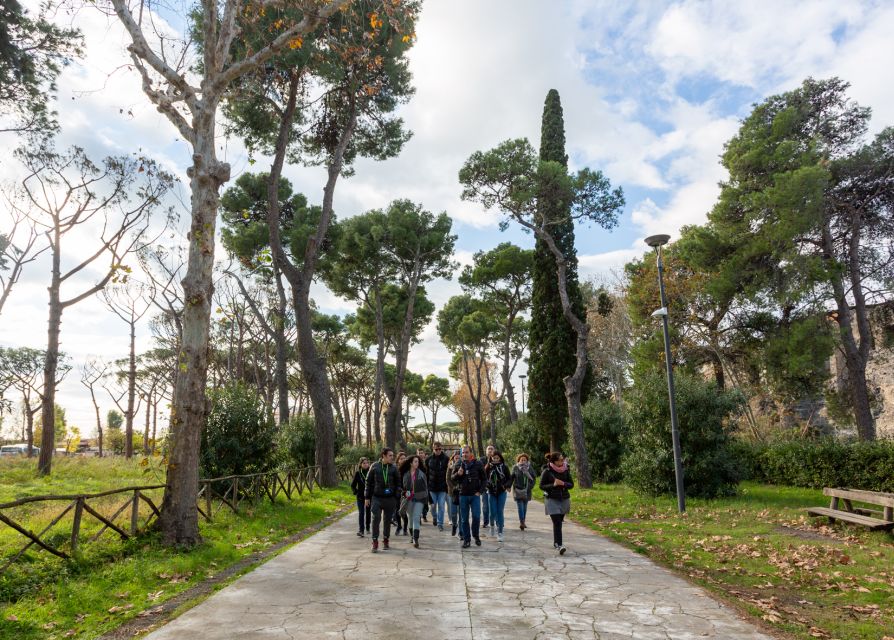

{"left": 108, "top": 603, "right": 134, "bottom": 614}
{"left": 157, "top": 572, "right": 192, "bottom": 584}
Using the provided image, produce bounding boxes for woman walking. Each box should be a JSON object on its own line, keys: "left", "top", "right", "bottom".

{"left": 393, "top": 451, "right": 409, "bottom": 535}
{"left": 400, "top": 455, "right": 429, "bottom": 548}
{"left": 511, "top": 453, "right": 535, "bottom": 530}
{"left": 484, "top": 450, "right": 512, "bottom": 542}
{"left": 351, "top": 457, "right": 371, "bottom": 537}
{"left": 446, "top": 450, "right": 461, "bottom": 536}
{"left": 539, "top": 452, "right": 574, "bottom": 555}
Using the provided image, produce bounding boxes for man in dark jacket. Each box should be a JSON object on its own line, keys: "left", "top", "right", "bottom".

{"left": 425, "top": 442, "right": 450, "bottom": 531}
{"left": 365, "top": 448, "right": 400, "bottom": 553}
{"left": 451, "top": 445, "right": 485, "bottom": 548}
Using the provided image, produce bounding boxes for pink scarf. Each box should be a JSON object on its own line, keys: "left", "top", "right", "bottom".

{"left": 549, "top": 461, "right": 567, "bottom": 474}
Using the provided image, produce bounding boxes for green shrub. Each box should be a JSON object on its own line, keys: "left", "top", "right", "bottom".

{"left": 621, "top": 371, "right": 743, "bottom": 498}
{"left": 275, "top": 414, "right": 316, "bottom": 469}
{"left": 336, "top": 444, "right": 378, "bottom": 468}
{"left": 733, "top": 438, "right": 894, "bottom": 491}
{"left": 582, "top": 398, "right": 626, "bottom": 483}
{"left": 200, "top": 382, "right": 276, "bottom": 479}
{"left": 498, "top": 415, "right": 553, "bottom": 463}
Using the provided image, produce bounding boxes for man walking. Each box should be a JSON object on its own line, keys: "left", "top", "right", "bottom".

{"left": 425, "top": 442, "right": 450, "bottom": 531}
{"left": 478, "top": 444, "right": 495, "bottom": 531}
{"left": 365, "top": 448, "right": 400, "bottom": 553}
{"left": 452, "top": 445, "right": 485, "bottom": 548}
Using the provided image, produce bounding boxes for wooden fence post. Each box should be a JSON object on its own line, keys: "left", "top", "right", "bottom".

{"left": 205, "top": 482, "right": 213, "bottom": 522}
{"left": 233, "top": 477, "right": 240, "bottom": 512}
{"left": 70, "top": 497, "right": 84, "bottom": 555}
{"left": 131, "top": 490, "right": 140, "bottom": 536}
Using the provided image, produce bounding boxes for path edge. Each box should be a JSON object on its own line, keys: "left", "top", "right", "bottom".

{"left": 98, "top": 503, "right": 357, "bottom": 640}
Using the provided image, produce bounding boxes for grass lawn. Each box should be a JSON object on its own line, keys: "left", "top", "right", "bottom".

{"left": 572, "top": 482, "right": 894, "bottom": 640}
{"left": 0, "top": 456, "right": 354, "bottom": 639}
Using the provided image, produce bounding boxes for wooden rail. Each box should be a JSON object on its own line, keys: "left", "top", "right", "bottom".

{"left": 0, "top": 464, "right": 355, "bottom": 573}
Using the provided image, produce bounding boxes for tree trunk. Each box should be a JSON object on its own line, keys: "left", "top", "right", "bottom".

{"left": 823, "top": 221, "right": 875, "bottom": 440}
{"left": 265, "top": 76, "right": 351, "bottom": 487}
{"left": 383, "top": 267, "right": 421, "bottom": 449}
{"left": 143, "top": 389, "right": 151, "bottom": 455}
{"left": 125, "top": 316, "right": 136, "bottom": 459}
{"left": 151, "top": 398, "right": 157, "bottom": 454}
{"left": 273, "top": 261, "right": 290, "bottom": 426}
{"left": 374, "top": 291, "right": 386, "bottom": 446}
{"left": 292, "top": 285, "right": 337, "bottom": 484}
{"left": 533, "top": 227, "right": 593, "bottom": 487}
{"left": 38, "top": 238, "right": 62, "bottom": 475}
{"left": 157, "top": 110, "right": 229, "bottom": 545}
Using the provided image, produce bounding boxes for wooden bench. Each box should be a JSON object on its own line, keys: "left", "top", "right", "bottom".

{"left": 806, "top": 488, "right": 894, "bottom": 531}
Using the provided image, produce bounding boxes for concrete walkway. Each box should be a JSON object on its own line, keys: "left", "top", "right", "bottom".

{"left": 145, "top": 503, "right": 772, "bottom": 639}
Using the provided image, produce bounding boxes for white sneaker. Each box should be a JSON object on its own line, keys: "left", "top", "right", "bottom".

{"left": 497, "top": 532, "right": 504, "bottom": 542}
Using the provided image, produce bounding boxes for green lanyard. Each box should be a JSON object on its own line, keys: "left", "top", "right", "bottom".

{"left": 382, "top": 464, "right": 389, "bottom": 486}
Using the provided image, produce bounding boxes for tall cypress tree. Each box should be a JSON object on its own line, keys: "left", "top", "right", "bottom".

{"left": 528, "top": 89, "right": 591, "bottom": 451}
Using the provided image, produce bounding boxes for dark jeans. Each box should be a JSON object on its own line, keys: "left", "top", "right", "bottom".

{"left": 550, "top": 513, "right": 565, "bottom": 547}
{"left": 356, "top": 498, "right": 371, "bottom": 532}
{"left": 371, "top": 496, "right": 396, "bottom": 541}
{"left": 459, "top": 494, "right": 481, "bottom": 542}
{"left": 481, "top": 492, "right": 490, "bottom": 526}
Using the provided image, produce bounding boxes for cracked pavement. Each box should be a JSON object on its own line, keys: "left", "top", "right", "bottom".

{"left": 144, "top": 504, "right": 771, "bottom": 639}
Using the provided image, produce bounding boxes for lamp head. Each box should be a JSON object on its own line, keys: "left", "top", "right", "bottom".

{"left": 644, "top": 234, "right": 671, "bottom": 248}
{"left": 651, "top": 307, "right": 668, "bottom": 318}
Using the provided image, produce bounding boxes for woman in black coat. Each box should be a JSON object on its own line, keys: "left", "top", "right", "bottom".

{"left": 539, "top": 451, "right": 574, "bottom": 555}
{"left": 351, "top": 458, "right": 371, "bottom": 536}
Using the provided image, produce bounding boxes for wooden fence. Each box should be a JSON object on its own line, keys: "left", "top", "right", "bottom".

{"left": 0, "top": 464, "right": 356, "bottom": 573}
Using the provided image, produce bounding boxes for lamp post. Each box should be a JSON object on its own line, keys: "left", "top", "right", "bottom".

{"left": 644, "top": 233, "right": 685, "bottom": 513}
{"left": 519, "top": 374, "right": 527, "bottom": 415}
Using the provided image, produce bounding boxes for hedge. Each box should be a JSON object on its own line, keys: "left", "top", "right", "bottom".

{"left": 732, "top": 439, "right": 894, "bottom": 492}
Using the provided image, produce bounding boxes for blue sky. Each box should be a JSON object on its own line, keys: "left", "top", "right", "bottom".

{"left": 3, "top": 0, "right": 894, "bottom": 434}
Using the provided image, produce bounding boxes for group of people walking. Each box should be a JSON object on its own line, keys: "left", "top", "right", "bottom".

{"left": 350, "top": 443, "right": 574, "bottom": 554}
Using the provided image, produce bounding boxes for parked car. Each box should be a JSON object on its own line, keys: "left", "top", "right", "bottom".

{"left": 0, "top": 443, "right": 40, "bottom": 456}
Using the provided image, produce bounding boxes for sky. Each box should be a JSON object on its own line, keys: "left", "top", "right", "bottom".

{"left": 2, "top": 0, "right": 894, "bottom": 439}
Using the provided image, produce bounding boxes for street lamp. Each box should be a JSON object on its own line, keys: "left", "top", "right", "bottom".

{"left": 519, "top": 374, "right": 527, "bottom": 415}
{"left": 644, "top": 233, "right": 686, "bottom": 513}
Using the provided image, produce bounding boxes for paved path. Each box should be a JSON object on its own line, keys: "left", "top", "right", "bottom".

{"left": 145, "top": 503, "right": 771, "bottom": 639}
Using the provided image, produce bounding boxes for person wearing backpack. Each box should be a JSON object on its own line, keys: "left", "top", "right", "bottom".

{"left": 539, "top": 451, "right": 574, "bottom": 555}
{"left": 484, "top": 450, "right": 513, "bottom": 542}
{"left": 365, "top": 448, "right": 400, "bottom": 553}
{"left": 511, "top": 453, "right": 535, "bottom": 530}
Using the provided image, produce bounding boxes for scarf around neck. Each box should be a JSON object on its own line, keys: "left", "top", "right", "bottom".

{"left": 549, "top": 461, "right": 567, "bottom": 474}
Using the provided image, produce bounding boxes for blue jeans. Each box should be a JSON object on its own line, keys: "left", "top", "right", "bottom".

{"left": 449, "top": 497, "right": 459, "bottom": 526}
{"left": 429, "top": 491, "right": 447, "bottom": 526}
{"left": 481, "top": 492, "right": 490, "bottom": 526}
{"left": 407, "top": 500, "right": 424, "bottom": 532}
{"left": 488, "top": 491, "right": 508, "bottom": 533}
{"left": 515, "top": 499, "right": 528, "bottom": 523}
{"left": 459, "top": 494, "right": 480, "bottom": 542}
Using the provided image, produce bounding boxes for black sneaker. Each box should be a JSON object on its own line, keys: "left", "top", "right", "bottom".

{"left": 462, "top": 540, "right": 471, "bottom": 548}
{"left": 474, "top": 537, "right": 481, "bottom": 546}
{"left": 357, "top": 531, "right": 364, "bottom": 537}
{"left": 451, "top": 524, "right": 457, "bottom": 536}
{"left": 559, "top": 545, "right": 567, "bottom": 555}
